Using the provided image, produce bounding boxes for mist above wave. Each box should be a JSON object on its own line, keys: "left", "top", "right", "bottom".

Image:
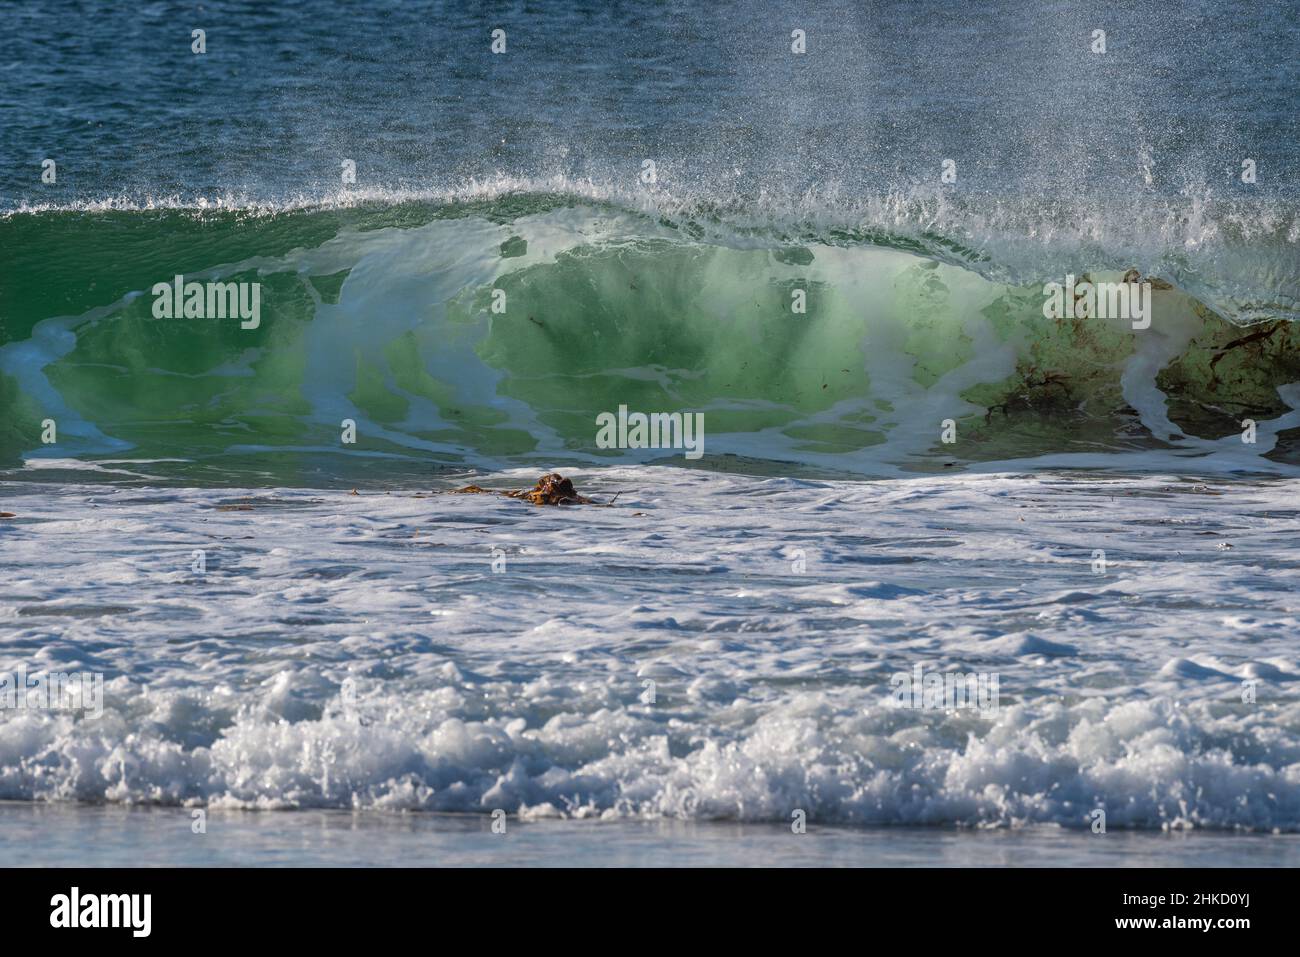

{"left": 6, "top": 175, "right": 1297, "bottom": 321}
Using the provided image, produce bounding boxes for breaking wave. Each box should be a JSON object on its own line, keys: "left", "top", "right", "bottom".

{"left": 2, "top": 180, "right": 1299, "bottom": 481}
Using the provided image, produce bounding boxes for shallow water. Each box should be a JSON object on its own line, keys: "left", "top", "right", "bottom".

{"left": 5, "top": 803, "right": 1299, "bottom": 868}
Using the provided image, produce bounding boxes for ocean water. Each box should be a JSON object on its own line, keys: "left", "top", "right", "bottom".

{"left": 1, "top": 0, "right": 1299, "bottom": 865}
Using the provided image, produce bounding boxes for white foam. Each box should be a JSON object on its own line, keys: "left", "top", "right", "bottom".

{"left": 2, "top": 469, "right": 1299, "bottom": 830}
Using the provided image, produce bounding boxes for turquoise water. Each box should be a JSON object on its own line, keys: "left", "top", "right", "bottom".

{"left": 3, "top": 196, "right": 1298, "bottom": 482}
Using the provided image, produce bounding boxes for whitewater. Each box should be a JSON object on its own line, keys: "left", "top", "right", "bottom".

{"left": 3, "top": 467, "right": 1300, "bottom": 840}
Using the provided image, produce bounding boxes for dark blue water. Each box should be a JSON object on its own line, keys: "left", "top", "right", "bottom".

{"left": 3, "top": 0, "right": 1297, "bottom": 206}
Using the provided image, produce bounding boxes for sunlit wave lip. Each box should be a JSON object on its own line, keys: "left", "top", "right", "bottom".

{"left": 4, "top": 174, "right": 1296, "bottom": 324}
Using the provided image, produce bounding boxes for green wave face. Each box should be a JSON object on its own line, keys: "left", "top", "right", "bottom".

{"left": 3, "top": 196, "right": 1299, "bottom": 485}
